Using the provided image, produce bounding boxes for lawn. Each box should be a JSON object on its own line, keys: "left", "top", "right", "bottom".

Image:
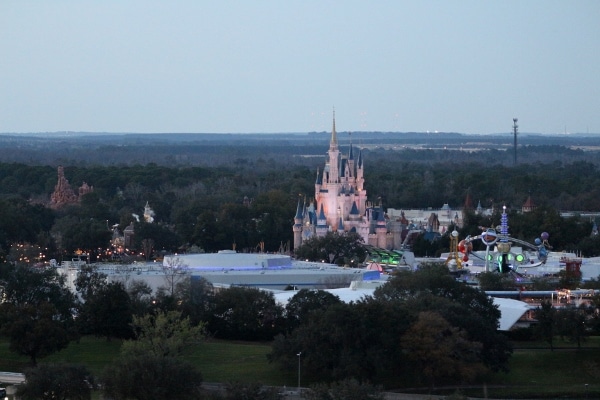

{"left": 0, "top": 337, "right": 293, "bottom": 385}
{"left": 450, "top": 337, "right": 600, "bottom": 399}
{"left": 1, "top": 336, "right": 600, "bottom": 398}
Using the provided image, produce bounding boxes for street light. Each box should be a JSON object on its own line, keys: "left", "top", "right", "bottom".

{"left": 297, "top": 351, "right": 302, "bottom": 392}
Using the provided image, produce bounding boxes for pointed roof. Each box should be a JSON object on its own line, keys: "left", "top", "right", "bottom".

{"left": 338, "top": 217, "right": 344, "bottom": 230}
{"left": 317, "top": 204, "right": 328, "bottom": 228}
{"left": 350, "top": 201, "right": 360, "bottom": 215}
{"left": 377, "top": 208, "right": 386, "bottom": 225}
{"left": 315, "top": 168, "right": 322, "bottom": 185}
{"left": 318, "top": 203, "right": 326, "bottom": 221}
{"left": 464, "top": 192, "right": 473, "bottom": 209}
{"left": 522, "top": 195, "right": 537, "bottom": 212}
{"left": 523, "top": 195, "right": 535, "bottom": 208}
{"left": 330, "top": 109, "right": 338, "bottom": 147}
{"left": 357, "top": 149, "right": 363, "bottom": 168}
{"left": 341, "top": 158, "right": 349, "bottom": 177}
{"left": 294, "top": 198, "right": 304, "bottom": 220}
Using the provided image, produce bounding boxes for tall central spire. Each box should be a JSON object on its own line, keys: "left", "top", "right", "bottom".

{"left": 330, "top": 108, "right": 337, "bottom": 148}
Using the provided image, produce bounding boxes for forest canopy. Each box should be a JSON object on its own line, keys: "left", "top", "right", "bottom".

{"left": 1, "top": 137, "right": 600, "bottom": 261}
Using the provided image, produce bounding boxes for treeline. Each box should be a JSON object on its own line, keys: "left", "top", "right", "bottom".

{"left": 1, "top": 151, "right": 600, "bottom": 262}
{"left": 2, "top": 131, "right": 600, "bottom": 167}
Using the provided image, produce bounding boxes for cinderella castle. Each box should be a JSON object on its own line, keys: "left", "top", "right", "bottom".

{"left": 293, "top": 113, "right": 404, "bottom": 251}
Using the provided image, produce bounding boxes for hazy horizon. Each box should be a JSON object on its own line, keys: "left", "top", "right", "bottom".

{"left": 2, "top": 1, "right": 599, "bottom": 135}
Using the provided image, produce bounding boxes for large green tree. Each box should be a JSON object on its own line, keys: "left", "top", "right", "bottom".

{"left": 555, "top": 306, "right": 588, "bottom": 348}
{"left": 102, "top": 354, "right": 203, "bottom": 400}
{"left": 102, "top": 310, "right": 205, "bottom": 400}
{"left": 74, "top": 265, "right": 133, "bottom": 339}
{"left": 284, "top": 289, "right": 342, "bottom": 332}
{"left": 271, "top": 263, "right": 511, "bottom": 386}
{"left": 400, "top": 311, "right": 486, "bottom": 388}
{"left": 207, "top": 286, "right": 284, "bottom": 341}
{"left": 17, "top": 363, "right": 94, "bottom": 400}
{"left": 270, "top": 299, "right": 411, "bottom": 384}
{"left": 374, "top": 263, "right": 512, "bottom": 373}
{"left": 0, "top": 197, "right": 55, "bottom": 261}
{"left": 81, "top": 282, "right": 133, "bottom": 340}
{"left": 121, "top": 310, "right": 205, "bottom": 358}
{"left": 294, "top": 231, "right": 366, "bottom": 265}
{"left": 534, "top": 300, "right": 557, "bottom": 351}
{"left": 0, "top": 264, "right": 78, "bottom": 365}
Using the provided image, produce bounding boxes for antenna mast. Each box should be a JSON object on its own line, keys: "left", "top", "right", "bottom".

{"left": 513, "top": 118, "right": 518, "bottom": 165}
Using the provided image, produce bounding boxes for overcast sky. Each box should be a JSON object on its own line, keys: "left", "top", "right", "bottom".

{"left": 2, "top": 1, "right": 599, "bottom": 135}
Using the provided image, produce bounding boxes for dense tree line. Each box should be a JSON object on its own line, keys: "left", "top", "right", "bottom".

{"left": 2, "top": 152, "right": 600, "bottom": 264}
{"left": 2, "top": 132, "right": 600, "bottom": 167}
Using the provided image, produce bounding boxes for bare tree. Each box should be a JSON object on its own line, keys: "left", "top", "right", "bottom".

{"left": 141, "top": 238, "right": 154, "bottom": 261}
{"left": 161, "top": 256, "right": 190, "bottom": 296}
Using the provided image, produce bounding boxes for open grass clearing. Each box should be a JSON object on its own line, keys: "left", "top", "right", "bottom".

{"left": 1, "top": 336, "right": 600, "bottom": 398}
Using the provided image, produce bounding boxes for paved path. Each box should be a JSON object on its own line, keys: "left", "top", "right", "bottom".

{"left": 280, "top": 389, "right": 446, "bottom": 399}
{"left": 0, "top": 372, "right": 25, "bottom": 385}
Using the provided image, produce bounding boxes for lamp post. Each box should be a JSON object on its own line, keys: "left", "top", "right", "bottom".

{"left": 297, "top": 351, "right": 302, "bottom": 392}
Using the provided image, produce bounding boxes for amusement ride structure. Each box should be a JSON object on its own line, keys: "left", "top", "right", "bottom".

{"left": 445, "top": 206, "right": 582, "bottom": 276}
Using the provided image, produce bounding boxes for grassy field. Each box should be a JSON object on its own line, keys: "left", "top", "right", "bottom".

{"left": 1, "top": 336, "right": 600, "bottom": 398}
{"left": 448, "top": 337, "right": 600, "bottom": 399}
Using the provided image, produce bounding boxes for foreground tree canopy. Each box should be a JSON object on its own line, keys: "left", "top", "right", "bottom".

{"left": 270, "top": 263, "right": 511, "bottom": 387}
{"left": 0, "top": 263, "right": 78, "bottom": 365}
{"left": 17, "top": 363, "right": 94, "bottom": 400}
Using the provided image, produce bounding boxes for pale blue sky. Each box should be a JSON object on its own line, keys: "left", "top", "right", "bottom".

{"left": 2, "top": 1, "right": 599, "bottom": 134}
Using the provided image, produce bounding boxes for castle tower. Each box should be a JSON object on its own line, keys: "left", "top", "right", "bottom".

{"left": 294, "top": 111, "right": 392, "bottom": 250}
{"left": 293, "top": 198, "right": 304, "bottom": 250}
{"left": 376, "top": 208, "right": 387, "bottom": 248}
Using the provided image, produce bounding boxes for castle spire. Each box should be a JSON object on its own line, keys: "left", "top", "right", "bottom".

{"left": 330, "top": 108, "right": 338, "bottom": 148}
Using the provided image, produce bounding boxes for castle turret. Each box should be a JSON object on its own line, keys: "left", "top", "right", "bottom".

{"left": 376, "top": 208, "right": 387, "bottom": 248}
{"left": 356, "top": 149, "right": 364, "bottom": 190}
{"left": 293, "top": 198, "right": 304, "bottom": 250}
{"left": 315, "top": 168, "right": 322, "bottom": 194}
{"left": 327, "top": 111, "right": 340, "bottom": 184}
{"left": 316, "top": 204, "right": 328, "bottom": 237}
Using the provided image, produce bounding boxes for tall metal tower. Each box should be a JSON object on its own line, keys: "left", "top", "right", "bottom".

{"left": 513, "top": 118, "right": 518, "bottom": 165}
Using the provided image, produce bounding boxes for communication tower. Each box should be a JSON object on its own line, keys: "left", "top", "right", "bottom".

{"left": 513, "top": 118, "right": 518, "bottom": 165}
